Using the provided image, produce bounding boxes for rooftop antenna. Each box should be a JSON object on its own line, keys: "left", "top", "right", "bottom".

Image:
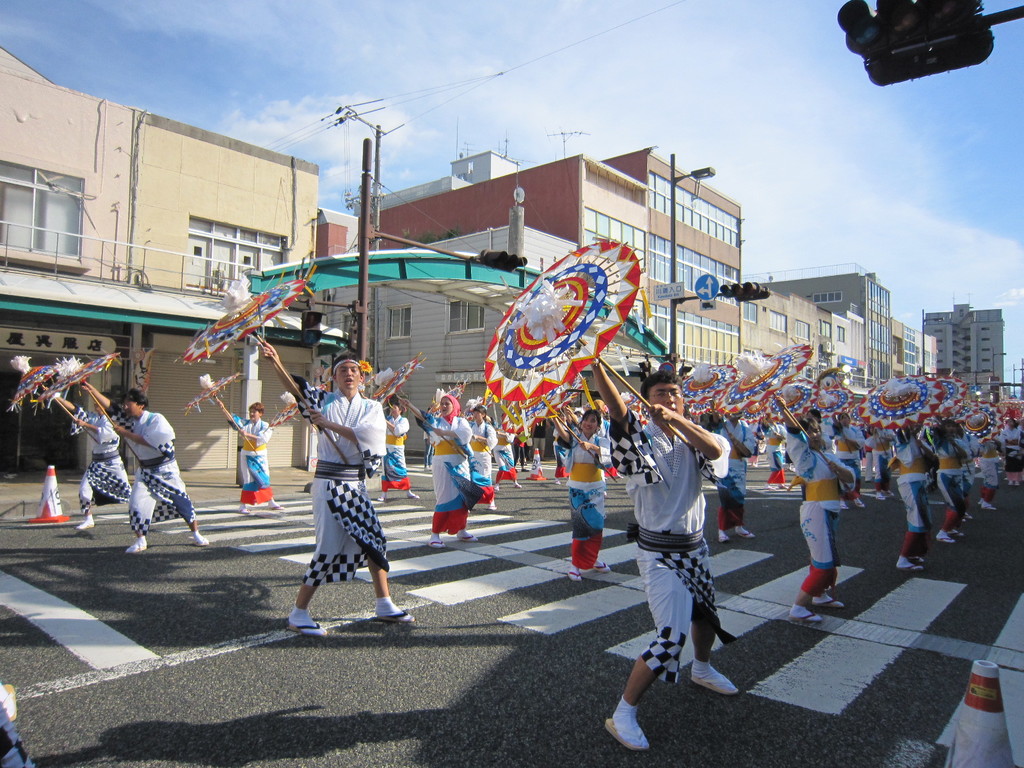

{"left": 548, "top": 129, "right": 590, "bottom": 159}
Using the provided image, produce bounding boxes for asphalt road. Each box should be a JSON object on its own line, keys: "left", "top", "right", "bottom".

{"left": 1, "top": 462, "right": 1022, "bottom": 768}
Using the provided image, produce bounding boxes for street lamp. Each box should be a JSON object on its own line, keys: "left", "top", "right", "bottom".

{"left": 668, "top": 154, "right": 716, "bottom": 359}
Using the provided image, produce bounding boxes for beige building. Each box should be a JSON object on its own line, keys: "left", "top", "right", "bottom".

{"left": 0, "top": 46, "right": 325, "bottom": 473}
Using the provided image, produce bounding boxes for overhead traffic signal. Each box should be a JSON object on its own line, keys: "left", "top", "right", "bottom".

{"left": 300, "top": 310, "right": 323, "bottom": 347}
{"left": 719, "top": 282, "right": 771, "bottom": 301}
{"left": 476, "top": 250, "right": 528, "bottom": 271}
{"left": 838, "top": 0, "right": 995, "bottom": 86}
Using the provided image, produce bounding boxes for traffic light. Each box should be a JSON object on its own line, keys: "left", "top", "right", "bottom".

{"left": 300, "top": 310, "right": 323, "bottom": 347}
{"left": 719, "top": 282, "right": 771, "bottom": 301}
{"left": 838, "top": 0, "right": 994, "bottom": 86}
{"left": 476, "top": 250, "right": 528, "bottom": 271}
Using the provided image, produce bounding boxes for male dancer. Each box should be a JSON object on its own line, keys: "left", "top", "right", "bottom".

{"left": 591, "top": 362, "right": 738, "bottom": 751}
{"left": 260, "top": 342, "right": 413, "bottom": 633}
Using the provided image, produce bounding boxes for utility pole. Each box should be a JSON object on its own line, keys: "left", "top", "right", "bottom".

{"left": 356, "top": 139, "right": 372, "bottom": 359}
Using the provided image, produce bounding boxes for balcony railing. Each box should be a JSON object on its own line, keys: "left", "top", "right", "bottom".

{"left": 1, "top": 220, "right": 252, "bottom": 296}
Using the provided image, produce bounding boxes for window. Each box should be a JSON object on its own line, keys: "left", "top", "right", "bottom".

{"left": 769, "top": 310, "right": 787, "bottom": 333}
{"left": 583, "top": 207, "right": 646, "bottom": 263}
{"left": 837, "top": 326, "right": 847, "bottom": 343}
{"left": 812, "top": 291, "right": 842, "bottom": 304}
{"left": 648, "top": 172, "right": 741, "bottom": 247}
{"left": 743, "top": 302, "right": 758, "bottom": 323}
{"left": 187, "top": 218, "right": 285, "bottom": 291}
{"left": 388, "top": 306, "right": 411, "bottom": 338}
{"left": 794, "top": 319, "right": 811, "bottom": 340}
{"left": 819, "top": 320, "right": 832, "bottom": 338}
{"left": 0, "top": 160, "right": 84, "bottom": 257}
{"left": 448, "top": 300, "right": 485, "bottom": 333}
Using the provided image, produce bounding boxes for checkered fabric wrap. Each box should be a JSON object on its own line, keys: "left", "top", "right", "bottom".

{"left": 324, "top": 480, "right": 389, "bottom": 573}
{"left": 108, "top": 403, "right": 133, "bottom": 429}
{"left": 608, "top": 411, "right": 663, "bottom": 486}
{"left": 361, "top": 448, "right": 382, "bottom": 480}
{"left": 130, "top": 469, "right": 196, "bottom": 533}
{"left": 81, "top": 458, "right": 131, "bottom": 509}
{"left": 641, "top": 626, "right": 688, "bottom": 683}
{"left": 302, "top": 551, "right": 364, "bottom": 586}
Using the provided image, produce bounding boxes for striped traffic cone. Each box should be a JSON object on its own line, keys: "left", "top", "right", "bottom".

{"left": 529, "top": 449, "right": 546, "bottom": 480}
{"left": 29, "top": 465, "right": 69, "bottom": 524}
{"left": 944, "top": 659, "right": 1014, "bottom": 767}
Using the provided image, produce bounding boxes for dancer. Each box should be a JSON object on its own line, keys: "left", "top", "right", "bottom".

{"left": 53, "top": 386, "right": 131, "bottom": 530}
{"left": 711, "top": 412, "right": 757, "bottom": 542}
{"left": 998, "top": 417, "right": 1023, "bottom": 485}
{"left": 492, "top": 422, "right": 523, "bottom": 491}
{"left": 931, "top": 419, "right": 970, "bottom": 543}
{"left": 378, "top": 400, "right": 419, "bottom": 503}
{"left": 833, "top": 412, "right": 866, "bottom": 508}
{"left": 977, "top": 435, "right": 1001, "bottom": 510}
{"left": 551, "top": 408, "right": 612, "bottom": 581}
{"left": 213, "top": 400, "right": 284, "bottom": 514}
{"left": 469, "top": 405, "right": 498, "bottom": 510}
{"left": 891, "top": 425, "right": 936, "bottom": 571}
{"left": 866, "top": 427, "right": 895, "bottom": 500}
{"left": 778, "top": 402, "right": 854, "bottom": 622}
{"left": 260, "top": 342, "right": 413, "bottom": 632}
{"left": 591, "top": 362, "right": 737, "bottom": 752}
{"left": 403, "top": 393, "right": 477, "bottom": 548}
{"left": 89, "top": 386, "right": 209, "bottom": 553}
{"left": 762, "top": 415, "right": 787, "bottom": 490}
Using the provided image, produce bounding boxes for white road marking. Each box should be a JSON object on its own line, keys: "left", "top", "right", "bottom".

{"left": 500, "top": 585, "right": 647, "bottom": 634}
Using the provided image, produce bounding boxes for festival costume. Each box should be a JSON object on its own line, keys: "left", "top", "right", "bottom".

{"left": 785, "top": 428, "right": 842, "bottom": 598}
{"left": 714, "top": 420, "right": 756, "bottom": 534}
{"left": 492, "top": 431, "right": 519, "bottom": 486}
{"left": 470, "top": 420, "right": 498, "bottom": 487}
{"left": 71, "top": 407, "right": 131, "bottom": 515}
{"left": 834, "top": 424, "right": 865, "bottom": 503}
{"left": 977, "top": 438, "right": 1001, "bottom": 506}
{"left": 427, "top": 409, "right": 475, "bottom": 535}
{"left": 111, "top": 405, "right": 197, "bottom": 537}
{"left": 892, "top": 433, "right": 932, "bottom": 559}
{"left": 998, "top": 425, "right": 1023, "bottom": 483}
{"left": 764, "top": 422, "right": 787, "bottom": 487}
{"left": 866, "top": 430, "right": 894, "bottom": 496}
{"left": 294, "top": 376, "right": 388, "bottom": 584}
{"left": 381, "top": 415, "right": 412, "bottom": 493}
{"left": 232, "top": 414, "right": 276, "bottom": 506}
{"left": 934, "top": 436, "right": 969, "bottom": 535}
{"left": 608, "top": 411, "right": 733, "bottom": 683}
{"left": 558, "top": 431, "right": 611, "bottom": 571}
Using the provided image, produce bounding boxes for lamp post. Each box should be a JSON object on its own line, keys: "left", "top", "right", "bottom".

{"left": 668, "top": 154, "right": 716, "bottom": 360}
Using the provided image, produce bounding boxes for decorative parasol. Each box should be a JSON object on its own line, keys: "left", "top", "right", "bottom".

{"left": 8, "top": 357, "right": 58, "bottom": 411}
{"left": 484, "top": 240, "right": 641, "bottom": 402}
{"left": 930, "top": 376, "right": 966, "bottom": 416}
{"left": 681, "top": 363, "right": 736, "bottom": 411}
{"left": 38, "top": 353, "right": 121, "bottom": 405}
{"left": 960, "top": 403, "right": 997, "bottom": 439}
{"left": 813, "top": 385, "right": 855, "bottom": 418}
{"left": 185, "top": 373, "right": 243, "bottom": 414}
{"left": 371, "top": 354, "right": 425, "bottom": 403}
{"left": 857, "top": 376, "right": 946, "bottom": 429}
{"left": 770, "top": 380, "right": 815, "bottom": 418}
{"left": 183, "top": 278, "right": 308, "bottom": 363}
{"left": 717, "top": 345, "right": 813, "bottom": 416}
{"left": 268, "top": 392, "right": 299, "bottom": 428}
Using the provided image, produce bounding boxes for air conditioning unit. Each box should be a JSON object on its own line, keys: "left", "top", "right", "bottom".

{"left": 819, "top": 341, "right": 834, "bottom": 354}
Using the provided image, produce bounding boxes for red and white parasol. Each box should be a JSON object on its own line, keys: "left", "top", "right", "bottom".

{"left": 857, "top": 376, "right": 946, "bottom": 429}
{"left": 717, "top": 345, "right": 813, "bottom": 416}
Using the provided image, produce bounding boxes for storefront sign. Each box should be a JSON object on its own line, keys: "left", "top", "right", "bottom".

{"left": 1, "top": 326, "right": 117, "bottom": 355}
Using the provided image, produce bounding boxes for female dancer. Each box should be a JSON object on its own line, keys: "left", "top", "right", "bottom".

{"left": 378, "top": 400, "right": 419, "bottom": 503}
{"left": 492, "top": 421, "right": 523, "bottom": 491}
{"left": 552, "top": 408, "right": 612, "bottom": 581}
{"left": 999, "top": 417, "right": 1023, "bottom": 485}
{"left": 469, "top": 405, "right": 498, "bottom": 510}
{"left": 404, "top": 394, "right": 477, "bottom": 548}
{"left": 214, "top": 400, "right": 284, "bottom": 514}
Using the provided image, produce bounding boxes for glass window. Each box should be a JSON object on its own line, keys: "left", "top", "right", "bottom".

{"left": 794, "top": 320, "right": 811, "bottom": 340}
{"left": 819, "top": 320, "right": 832, "bottom": 337}
{"left": 186, "top": 217, "right": 286, "bottom": 292}
{"left": 743, "top": 302, "right": 758, "bottom": 323}
{"left": 769, "top": 311, "right": 787, "bottom": 333}
{"left": 448, "top": 300, "right": 485, "bottom": 333}
{"left": 388, "top": 306, "right": 412, "bottom": 338}
{"left": 837, "top": 326, "right": 847, "bottom": 343}
{"left": 0, "top": 160, "right": 84, "bottom": 257}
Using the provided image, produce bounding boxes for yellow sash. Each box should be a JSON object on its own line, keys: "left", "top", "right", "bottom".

{"left": 241, "top": 437, "right": 264, "bottom": 452}
{"left": 386, "top": 434, "right": 406, "bottom": 446}
{"left": 570, "top": 463, "right": 602, "bottom": 483}
{"left": 805, "top": 478, "right": 840, "bottom": 502}
{"left": 938, "top": 457, "right": 962, "bottom": 470}
{"left": 470, "top": 439, "right": 489, "bottom": 452}
{"left": 434, "top": 442, "right": 463, "bottom": 456}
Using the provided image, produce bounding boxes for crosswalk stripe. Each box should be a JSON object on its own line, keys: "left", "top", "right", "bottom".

{"left": 409, "top": 566, "right": 563, "bottom": 605}
{"left": 200, "top": 526, "right": 313, "bottom": 544}
{"left": 739, "top": 565, "right": 864, "bottom": 606}
{"left": 354, "top": 549, "right": 489, "bottom": 579}
{"left": 0, "top": 571, "right": 158, "bottom": 669}
{"left": 161, "top": 517, "right": 312, "bottom": 534}
{"left": 993, "top": 593, "right": 1024, "bottom": 653}
{"left": 383, "top": 513, "right": 512, "bottom": 533}
{"left": 854, "top": 578, "right": 964, "bottom": 631}
{"left": 607, "top": 607, "right": 769, "bottom": 662}
{"left": 500, "top": 585, "right": 647, "bottom": 634}
{"left": 750, "top": 634, "right": 904, "bottom": 715}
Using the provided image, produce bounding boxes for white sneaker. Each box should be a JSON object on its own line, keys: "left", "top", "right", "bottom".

{"left": 192, "top": 532, "right": 210, "bottom": 547}
{"left": 76, "top": 516, "right": 95, "bottom": 530}
{"left": 126, "top": 537, "right": 147, "bottom": 554}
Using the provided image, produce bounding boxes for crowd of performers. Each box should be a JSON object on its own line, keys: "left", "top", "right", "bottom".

{"left": 23, "top": 348, "right": 1024, "bottom": 757}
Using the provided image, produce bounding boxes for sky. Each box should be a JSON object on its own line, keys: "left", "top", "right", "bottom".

{"left": 3, "top": 0, "right": 1023, "bottom": 382}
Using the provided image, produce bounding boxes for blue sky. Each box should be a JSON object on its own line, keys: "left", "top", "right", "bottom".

{"left": 4, "top": 0, "right": 1023, "bottom": 382}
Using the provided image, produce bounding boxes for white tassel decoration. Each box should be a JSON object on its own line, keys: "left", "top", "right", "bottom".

{"left": 222, "top": 279, "right": 251, "bottom": 313}
{"left": 11, "top": 356, "right": 31, "bottom": 375}
{"left": 735, "top": 351, "right": 771, "bottom": 380}
{"left": 199, "top": 374, "right": 214, "bottom": 390}
{"left": 280, "top": 391, "right": 296, "bottom": 404}
{"left": 510, "top": 279, "right": 584, "bottom": 344}
{"left": 691, "top": 362, "right": 713, "bottom": 384}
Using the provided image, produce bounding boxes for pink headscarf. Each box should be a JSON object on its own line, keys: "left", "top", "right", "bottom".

{"left": 440, "top": 394, "right": 461, "bottom": 420}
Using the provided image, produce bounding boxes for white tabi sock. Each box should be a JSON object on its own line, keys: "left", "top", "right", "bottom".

{"left": 614, "top": 696, "right": 638, "bottom": 719}
{"left": 375, "top": 597, "right": 399, "bottom": 616}
{"left": 289, "top": 607, "right": 313, "bottom": 626}
{"left": 692, "top": 660, "right": 712, "bottom": 678}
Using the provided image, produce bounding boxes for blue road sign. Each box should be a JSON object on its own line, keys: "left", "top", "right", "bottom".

{"left": 694, "top": 274, "right": 720, "bottom": 301}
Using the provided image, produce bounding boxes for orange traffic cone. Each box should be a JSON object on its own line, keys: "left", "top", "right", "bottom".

{"left": 29, "top": 465, "right": 69, "bottom": 524}
{"left": 529, "top": 449, "right": 546, "bottom": 480}
{"left": 944, "top": 659, "right": 1014, "bottom": 767}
